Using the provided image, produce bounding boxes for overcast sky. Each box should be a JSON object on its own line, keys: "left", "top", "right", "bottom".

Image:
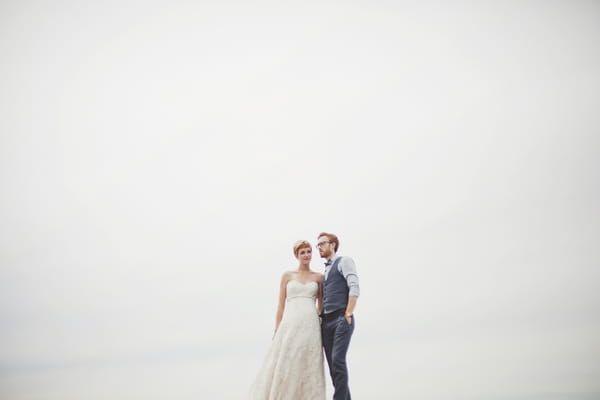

{"left": 1, "top": 1, "right": 599, "bottom": 399}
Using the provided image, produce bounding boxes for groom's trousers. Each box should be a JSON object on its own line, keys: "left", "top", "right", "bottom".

{"left": 322, "top": 312, "right": 355, "bottom": 400}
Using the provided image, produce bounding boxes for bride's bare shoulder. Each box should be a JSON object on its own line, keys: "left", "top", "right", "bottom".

{"left": 281, "top": 270, "right": 296, "bottom": 281}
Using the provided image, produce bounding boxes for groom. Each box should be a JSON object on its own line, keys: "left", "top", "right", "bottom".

{"left": 317, "top": 232, "right": 360, "bottom": 400}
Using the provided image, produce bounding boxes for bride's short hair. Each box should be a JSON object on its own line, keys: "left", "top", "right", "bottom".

{"left": 293, "top": 240, "right": 312, "bottom": 257}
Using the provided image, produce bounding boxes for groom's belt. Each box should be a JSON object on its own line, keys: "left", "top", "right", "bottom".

{"left": 320, "top": 308, "right": 346, "bottom": 320}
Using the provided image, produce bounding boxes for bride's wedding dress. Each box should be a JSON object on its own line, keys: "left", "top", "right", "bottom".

{"left": 250, "top": 280, "right": 326, "bottom": 400}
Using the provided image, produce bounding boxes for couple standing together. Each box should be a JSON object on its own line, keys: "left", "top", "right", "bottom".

{"left": 250, "top": 232, "right": 360, "bottom": 400}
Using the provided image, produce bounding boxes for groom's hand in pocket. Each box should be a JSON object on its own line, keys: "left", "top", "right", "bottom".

{"left": 345, "top": 314, "right": 352, "bottom": 324}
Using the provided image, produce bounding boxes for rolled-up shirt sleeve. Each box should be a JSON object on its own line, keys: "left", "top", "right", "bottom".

{"left": 339, "top": 256, "right": 360, "bottom": 297}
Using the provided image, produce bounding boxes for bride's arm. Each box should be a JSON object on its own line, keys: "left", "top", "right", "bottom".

{"left": 317, "top": 274, "right": 324, "bottom": 316}
{"left": 274, "top": 272, "right": 289, "bottom": 337}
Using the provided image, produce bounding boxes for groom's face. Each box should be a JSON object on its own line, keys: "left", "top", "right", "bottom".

{"left": 317, "top": 237, "right": 334, "bottom": 258}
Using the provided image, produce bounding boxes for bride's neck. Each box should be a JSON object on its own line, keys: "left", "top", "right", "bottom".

{"left": 297, "top": 263, "right": 310, "bottom": 271}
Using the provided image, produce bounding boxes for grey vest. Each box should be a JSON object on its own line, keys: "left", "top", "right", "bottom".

{"left": 323, "top": 257, "right": 349, "bottom": 313}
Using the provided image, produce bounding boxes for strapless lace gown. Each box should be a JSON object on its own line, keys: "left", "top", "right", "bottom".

{"left": 250, "top": 280, "right": 326, "bottom": 400}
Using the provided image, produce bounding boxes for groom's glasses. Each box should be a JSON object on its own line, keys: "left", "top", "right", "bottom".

{"left": 316, "top": 241, "right": 330, "bottom": 248}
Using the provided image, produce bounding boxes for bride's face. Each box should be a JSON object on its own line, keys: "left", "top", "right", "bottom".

{"left": 296, "top": 247, "right": 312, "bottom": 263}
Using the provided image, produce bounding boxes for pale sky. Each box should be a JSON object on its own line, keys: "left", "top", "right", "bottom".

{"left": 1, "top": 1, "right": 599, "bottom": 399}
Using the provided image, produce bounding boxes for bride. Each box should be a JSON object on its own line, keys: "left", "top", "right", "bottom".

{"left": 249, "top": 240, "right": 326, "bottom": 400}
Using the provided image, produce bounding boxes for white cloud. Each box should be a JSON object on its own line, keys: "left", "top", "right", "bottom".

{"left": 1, "top": 1, "right": 599, "bottom": 399}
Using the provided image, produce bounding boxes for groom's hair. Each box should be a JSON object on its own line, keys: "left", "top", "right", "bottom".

{"left": 318, "top": 232, "right": 339, "bottom": 252}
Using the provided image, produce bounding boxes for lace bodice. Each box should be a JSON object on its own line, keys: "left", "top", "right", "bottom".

{"left": 286, "top": 280, "right": 318, "bottom": 300}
